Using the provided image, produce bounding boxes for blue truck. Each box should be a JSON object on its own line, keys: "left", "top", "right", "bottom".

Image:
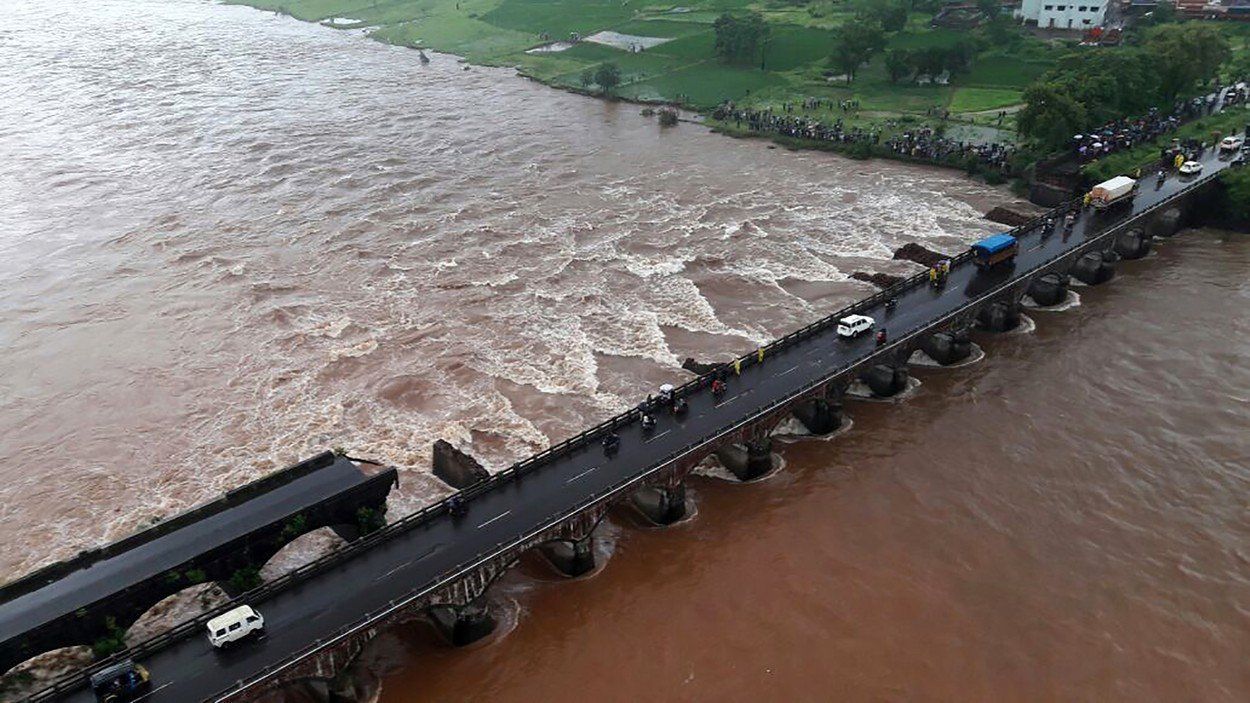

{"left": 970, "top": 233, "right": 1018, "bottom": 269}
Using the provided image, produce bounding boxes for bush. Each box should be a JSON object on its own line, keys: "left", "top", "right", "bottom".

{"left": 227, "top": 566, "right": 262, "bottom": 593}
{"left": 658, "top": 108, "right": 679, "bottom": 126}
{"left": 356, "top": 506, "right": 386, "bottom": 535}
{"left": 91, "top": 617, "right": 127, "bottom": 658}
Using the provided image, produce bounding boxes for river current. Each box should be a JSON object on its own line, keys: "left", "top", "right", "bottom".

{"left": 1, "top": 1, "right": 1246, "bottom": 701}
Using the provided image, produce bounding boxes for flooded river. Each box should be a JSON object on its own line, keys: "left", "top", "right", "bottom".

{"left": 1, "top": 1, "right": 1245, "bottom": 700}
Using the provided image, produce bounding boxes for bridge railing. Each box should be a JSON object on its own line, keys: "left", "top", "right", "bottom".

{"left": 200, "top": 192, "right": 1138, "bottom": 701}
{"left": 25, "top": 166, "right": 1205, "bottom": 703}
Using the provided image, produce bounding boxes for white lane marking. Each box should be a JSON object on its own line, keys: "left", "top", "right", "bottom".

{"left": 644, "top": 429, "right": 671, "bottom": 444}
{"left": 715, "top": 395, "right": 739, "bottom": 407}
{"left": 477, "top": 510, "right": 511, "bottom": 529}
{"left": 778, "top": 364, "right": 799, "bottom": 376}
{"left": 375, "top": 558, "right": 417, "bottom": 583}
{"left": 565, "top": 466, "right": 599, "bottom": 484}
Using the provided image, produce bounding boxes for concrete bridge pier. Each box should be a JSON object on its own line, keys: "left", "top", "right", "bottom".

{"left": 790, "top": 396, "right": 845, "bottom": 435}
{"left": 1114, "top": 227, "right": 1152, "bottom": 259}
{"left": 919, "top": 328, "right": 973, "bottom": 365}
{"left": 631, "top": 482, "right": 688, "bottom": 525}
{"left": 428, "top": 599, "right": 496, "bottom": 647}
{"left": 714, "top": 437, "right": 775, "bottom": 481}
{"left": 539, "top": 535, "right": 596, "bottom": 577}
{"left": 1027, "top": 272, "right": 1070, "bottom": 307}
{"left": 976, "top": 299, "right": 1023, "bottom": 332}
{"left": 1070, "top": 250, "right": 1116, "bottom": 285}
{"left": 859, "top": 364, "right": 910, "bottom": 397}
{"left": 1146, "top": 207, "right": 1184, "bottom": 238}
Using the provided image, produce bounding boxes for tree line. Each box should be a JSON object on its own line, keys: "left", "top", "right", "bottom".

{"left": 1018, "top": 23, "right": 1233, "bottom": 150}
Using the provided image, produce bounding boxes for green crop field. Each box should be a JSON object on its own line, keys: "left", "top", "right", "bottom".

{"left": 229, "top": 0, "right": 1066, "bottom": 142}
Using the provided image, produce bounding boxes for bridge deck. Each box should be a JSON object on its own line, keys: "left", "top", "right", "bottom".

{"left": 0, "top": 454, "right": 370, "bottom": 644}
{"left": 45, "top": 148, "right": 1237, "bottom": 703}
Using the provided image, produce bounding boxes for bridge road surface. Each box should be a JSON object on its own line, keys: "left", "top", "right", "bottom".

{"left": 0, "top": 455, "right": 371, "bottom": 649}
{"left": 50, "top": 150, "right": 1236, "bottom": 703}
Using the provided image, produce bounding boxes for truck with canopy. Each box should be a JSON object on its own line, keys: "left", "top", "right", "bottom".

{"left": 970, "top": 233, "right": 1018, "bottom": 269}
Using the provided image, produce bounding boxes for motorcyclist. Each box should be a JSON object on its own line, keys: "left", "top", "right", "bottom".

{"left": 876, "top": 329, "right": 888, "bottom": 346}
{"left": 711, "top": 379, "right": 726, "bottom": 397}
{"left": 641, "top": 413, "right": 656, "bottom": 431}
{"left": 885, "top": 297, "right": 898, "bottom": 313}
{"left": 672, "top": 398, "right": 689, "bottom": 416}
{"left": 603, "top": 432, "right": 620, "bottom": 455}
{"left": 447, "top": 494, "right": 467, "bottom": 518}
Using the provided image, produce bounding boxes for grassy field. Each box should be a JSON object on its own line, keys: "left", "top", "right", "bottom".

{"left": 229, "top": 0, "right": 1068, "bottom": 140}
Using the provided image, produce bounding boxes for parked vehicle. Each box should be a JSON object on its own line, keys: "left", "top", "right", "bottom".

{"left": 207, "top": 604, "right": 265, "bottom": 648}
{"left": 1219, "top": 135, "right": 1244, "bottom": 153}
{"left": 836, "top": 314, "right": 874, "bottom": 339}
{"left": 970, "top": 233, "right": 1019, "bottom": 270}
{"left": 1179, "top": 160, "right": 1203, "bottom": 175}
{"left": 89, "top": 660, "right": 150, "bottom": 703}
{"left": 1087, "top": 176, "right": 1138, "bottom": 211}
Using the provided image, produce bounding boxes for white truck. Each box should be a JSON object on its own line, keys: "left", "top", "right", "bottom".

{"left": 1087, "top": 175, "right": 1137, "bottom": 212}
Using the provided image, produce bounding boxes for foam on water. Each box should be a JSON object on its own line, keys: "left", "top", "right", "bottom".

{"left": 0, "top": 0, "right": 1011, "bottom": 592}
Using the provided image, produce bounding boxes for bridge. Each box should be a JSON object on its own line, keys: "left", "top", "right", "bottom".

{"left": 0, "top": 452, "right": 397, "bottom": 680}
{"left": 14, "top": 147, "right": 1240, "bottom": 703}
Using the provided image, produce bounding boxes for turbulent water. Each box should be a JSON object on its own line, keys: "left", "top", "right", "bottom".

{"left": 375, "top": 230, "right": 1250, "bottom": 703}
{"left": 3, "top": 1, "right": 1246, "bottom": 700}
{"left": 0, "top": 0, "right": 1001, "bottom": 578}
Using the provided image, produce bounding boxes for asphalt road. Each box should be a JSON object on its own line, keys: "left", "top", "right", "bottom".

{"left": 1, "top": 456, "right": 369, "bottom": 651}
{"left": 46, "top": 148, "right": 1238, "bottom": 703}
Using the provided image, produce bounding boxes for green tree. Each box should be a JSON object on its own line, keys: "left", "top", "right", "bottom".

{"left": 915, "top": 46, "right": 948, "bottom": 80}
{"left": 1042, "top": 48, "right": 1158, "bottom": 124}
{"left": 831, "top": 17, "right": 885, "bottom": 82}
{"left": 593, "top": 63, "right": 622, "bottom": 95}
{"left": 713, "top": 12, "right": 771, "bottom": 64}
{"left": 1017, "top": 82, "right": 1089, "bottom": 150}
{"left": 579, "top": 68, "right": 594, "bottom": 88}
{"left": 1147, "top": 24, "right": 1231, "bottom": 101}
{"left": 1217, "top": 168, "right": 1250, "bottom": 224}
{"left": 885, "top": 49, "right": 912, "bottom": 83}
{"left": 1142, "top": 0, "right": 1178, "bottom": 26}
{"left": 860, "top": 0, "right": 910, "bottom": 32}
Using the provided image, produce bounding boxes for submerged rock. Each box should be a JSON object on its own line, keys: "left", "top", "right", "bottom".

{"left": 892, "top": 242, "right": 947, "bottom": 268}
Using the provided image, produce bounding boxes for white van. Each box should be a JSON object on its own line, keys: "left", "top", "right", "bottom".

{"left": 837, "top": 314, "right": 874, "bottom": 339}
{"left": 207, "top": 605, "right": 265, "bottom": 648}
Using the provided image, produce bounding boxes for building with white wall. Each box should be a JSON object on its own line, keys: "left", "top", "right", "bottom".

{"left": 1018, "top": 0, "right": 1109, "bottom": 29}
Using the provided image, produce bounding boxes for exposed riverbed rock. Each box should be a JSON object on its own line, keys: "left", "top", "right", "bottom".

{"left": 431, "top": 439, "right": 489, "bottom": 489}
{"left": 892, "top": 242, "right": 947, "bottom": 268}
{"left": 984, "top": 206, "right": 1034, "bottom": 227}
{"left": 850, "top": 271, "right": 904, "bottom": 288}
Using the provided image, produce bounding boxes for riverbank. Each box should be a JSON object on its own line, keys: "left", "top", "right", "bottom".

{"left": 229, "top": 1, "right": 1035, "bottom": 135}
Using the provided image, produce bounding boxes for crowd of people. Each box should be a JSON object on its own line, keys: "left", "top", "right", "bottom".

{"left": 1073, "top": 83, "right": 1248, "bottom": 162}
{"left": 713, "top": 101, "right": 1016, "bottom": 173}
{"left": 714, "top": 80, "right": 1247, "bottom": 176}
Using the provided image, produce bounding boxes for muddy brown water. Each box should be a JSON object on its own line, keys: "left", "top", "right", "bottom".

{"left": 1, "top": 1, "right": 1246, "bottom": 700}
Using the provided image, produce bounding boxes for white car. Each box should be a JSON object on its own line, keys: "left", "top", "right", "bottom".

{"left": 1219, "top": 135, "right": 1244, "bottom": 153}
{"left": 207, "top": 605, "right": 265, "bottom": 648}
{"left": 1179, "top": 160, "right": 1203, "bottom": 175}
{"left": 837, "top": 314, "right": 874, "bottom": 339}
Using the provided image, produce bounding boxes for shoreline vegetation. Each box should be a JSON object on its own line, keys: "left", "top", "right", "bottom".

{"left": 232, "top": 0, "right": 1250, "bottom": 224}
